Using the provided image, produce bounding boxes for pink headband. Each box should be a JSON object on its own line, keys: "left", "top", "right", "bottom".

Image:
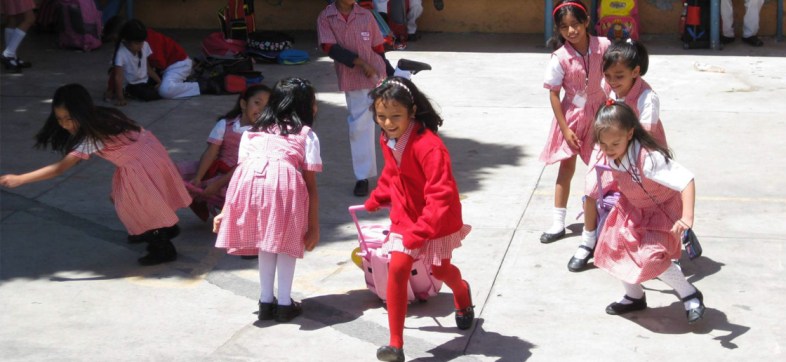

{"left": 552, "top": 2, "right": 587, "bottom": 17}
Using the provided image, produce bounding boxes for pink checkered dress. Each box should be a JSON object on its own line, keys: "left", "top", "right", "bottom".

{"left": 540, "top": 36, "right": 610, "bottom": 165}
{"left": 70, "top": 130, "right": 192, "bottom": 235}
{"left": 215, "top": 126, "right": 321, "bottom": 257}
{"left": 593, "top": 148, "right": 683, "bottom": 284}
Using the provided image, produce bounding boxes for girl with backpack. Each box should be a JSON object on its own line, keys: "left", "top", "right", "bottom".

{"left": 177, "top": 84, "right": 272, "bottom": 221}
{"left": 364, "top": 77, "right": 473, "bottom": 362}
{"left": 213, "top": 77, "right": 322, "bottom": 323}
{"left": 1, "top": 0, "right": 35, "bottom": 72}
{"left": 0, "top": 84, "right": 191, "bottom": 266}
{"left": 591, "top": 100, "right": 705, "bottom": 324}
{"left": 569, "top": 40, "right": 669, "bottom": 272}
{"left": 540, "top": 0, "right": 610, "bottom": 244}
{"left": 106, "top": 19, "right": 202, "bottom": 106}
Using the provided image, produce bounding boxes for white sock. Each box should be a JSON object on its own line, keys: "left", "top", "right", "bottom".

{"left": 545, "top": 207, "right": 567, "bottom": 234}
{"left": 258, "top": 251, "right": 277, "bottom": 303}
{"left": 657, "top": 263, "right": 700, "bottom": 310}
{"left": 2, "top": 28, "right": 26, "bottom": 58}
{"left": 572, "top": 229, "right": 597, "bottom": 259}
{"left": 275, "top": 253, "right": 297, "bottom": 306}
{"left": 4, "top": 28, "right": 13, "bottom": 46}
{"left": 617, "top": 282, "right": 645, "bottom": 304}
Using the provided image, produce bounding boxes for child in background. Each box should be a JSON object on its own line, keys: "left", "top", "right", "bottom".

{"left": 318, "top": 0, "right": 387, "bottom": 197}
{"left": 1, "top": 0, "right": 34, "bottom": 72}
{"left": 106, "top": 19, "right": 202, "bottom": 106}
{"left": 178, "top": 84, "right": 272, "bottom": 221}
{"left": 0, "top": 84, "right": 191, "bottom": 266}
{"left": 568, "top": 40, "right": 668, "bottom": 271}
{"left": 592, "top": 101, "right": 705, "bottom": 324}
{"left": 540, "top": 0, "right": 610, "bottom": 244}
{"left": 365, "top": 77, "right": 473, "bottom": 362}
{"left": 213, "top": 77, "right": 322, "bottom": 323}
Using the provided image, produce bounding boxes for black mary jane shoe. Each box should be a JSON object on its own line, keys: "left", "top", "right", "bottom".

{"left": 682, "top": 289, "right": 705, "bottom": 324}
{"left": 567, "top": 245, "right": 594, "bottom": 272}
{"left": 258, "top": 298, "right": 278, "bottom": 321}
{"left": 455, "top": 280, "right": 475, "bottom": 330}
{"left": 1, "top": 56, "right": 21, "bottom": 72}
{"left": 376, "top": 345, "right": 405, "bottom": 362}
{"left": 606, "top": 294, "right": 647, "bottom": 315}
{"left": 539, "top": 229, "right": 565, "bottom": 244}
{"left": 275, "top": 299, "right": 303, "bottom": 322}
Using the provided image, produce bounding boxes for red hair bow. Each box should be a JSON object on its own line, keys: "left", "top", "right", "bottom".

{"left": 605, "top": 99, "right": 616, "bottom": 106}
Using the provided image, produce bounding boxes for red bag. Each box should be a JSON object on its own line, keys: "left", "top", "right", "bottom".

{"left": 224, "top": 74, "right": 247, "bottom": 94}
{"left": 202, "top": 31, "right": 246, "bottom": 59}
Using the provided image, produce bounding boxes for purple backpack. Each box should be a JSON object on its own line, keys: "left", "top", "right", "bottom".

{"left": 57, "top": 0, "right": 103, "bottom": 51}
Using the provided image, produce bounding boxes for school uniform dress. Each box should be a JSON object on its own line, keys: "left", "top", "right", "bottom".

{"left": 364, "top": 123, "right": 471, "bottom": 266}
{"left": 317, "top": 3, "right": 387, "bottom": 181}
{"left": 146, "top": 29, "right": 200, "bottom": 99}
{"left": 177, "top": 116, "right": 249, "bottom": 195}
{"left": 70, "top": 129, "right": 192, "bottom": 236}
{"left": 216, "top": 126, "right": 322, "bottom": 257}
{"left": 542, "top": 36, "right": 610, "bottom": 165}
{"left": 593, "top": 140, "right": 694, "bottom": 284}
{"left": 585, "top": 77, "right": 667, "bottom": 198}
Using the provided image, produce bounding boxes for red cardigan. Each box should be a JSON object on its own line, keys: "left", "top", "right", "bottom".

{"left": 364, "top": 123, "right": 464, "bottom": 249}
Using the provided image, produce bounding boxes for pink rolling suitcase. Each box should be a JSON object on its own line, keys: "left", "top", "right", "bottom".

{"left": 348, "top": 205, "right": 442, "bottom": 302}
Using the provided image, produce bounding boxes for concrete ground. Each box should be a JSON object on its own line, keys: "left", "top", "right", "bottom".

{"left": 1, "top": 29, "right": 785, "bottom": 361}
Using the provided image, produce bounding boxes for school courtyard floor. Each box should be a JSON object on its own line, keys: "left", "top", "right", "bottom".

{"left": 1, "top": 30, "right": 785, "bottom": 361}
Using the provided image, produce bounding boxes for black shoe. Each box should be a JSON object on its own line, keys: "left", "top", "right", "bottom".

{"left": 407, "top": 33, "right": 421, "bottom": 42}
{"left": 742, "top": 35, "right": 763, "bottom": 47}
{"left": 606, "top": 294, "right": 647, "bottom": 315}
{"left": 567, "top": 245, "right": 594, "bottom": 272}
{"left": 376, "top": 345, "right": 405, "bottom": 362}
{"left": 682, "top": 289, "right": 705, "bottom": 324}
{"left": 240, "top": 255, "right": 259, "bottom": 260}
{"left": 353, "top": 179, "right": 369, "bottom": 197}
{"left": 137, "top": 228, "right": 177, "bottom": 266}
{"left": 1, "top": 55, "right": 22, "bottom": 73}
{"left": 14, "top": 57, "right": 31, "bottom": 68}
{"left": 720, "top": 35, "right": 735, "bottom": 44}
{"left": 433, "top": 0, "right": 444, "bottom": 11}
{"left": 164, "top": 224, "right": 181, "bottom": 239}
{"left": 127, "top": 234, "right": 146, "bottom": 244}
{"left": 397, "top": 58, "right": 432, "bottom": 74}
{"left": 539, "top": 229, "right": 565, "bottom": 244}
{"left": 258, "top": 298, "right": 277, "bottom": 321}
{"left": 275, "top": 299, "right": 302, "bottom": 322}
{"left": 455, "top": 280, "right": 475, "bottom": 330}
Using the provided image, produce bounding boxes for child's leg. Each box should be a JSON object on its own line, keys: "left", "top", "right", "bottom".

{"left": 387, "top": 251, "right": 414, "bottom": 349}
{"left": 258, "top": 251, "right": 277, "bottom": 303}
{"left": 569, "top": 197, "right": 598, "bottom": 268}
{"left": 275, "top": 253, "right": 297, "bottom": 306}
{"left": 605, "top": 281, "right": 647, "bottom": 315}
{"left": 542, "top": 156, "right": 577, "bottom": 242}
{"left": 657, "top": 262, "right": 702, "bottom": 310}
{"left": 158, "top": 59, "right": 200, "bottom": 99}
{"left": 344, "top": 90, "right": 377, "bottom": 188}
{"left": 431, "top": 259, "right": 470, "bottom": 310}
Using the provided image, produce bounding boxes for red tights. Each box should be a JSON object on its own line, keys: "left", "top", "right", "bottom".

{"left": 386, "top": 252, "right": 470, "bottom": 348}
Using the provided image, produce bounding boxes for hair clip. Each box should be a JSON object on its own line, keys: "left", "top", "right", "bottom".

{"left": 605, "top": 99, "right": 616, "bottom": 106}
{"left": 626, "top": 38, "right": 634, "bottom": 44}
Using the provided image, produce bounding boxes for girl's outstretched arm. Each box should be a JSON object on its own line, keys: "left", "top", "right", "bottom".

{"left": 192, "top": 143, "right": 222, "bottom": 186}
{"left": 671, "top": 179, "right": 695, "bottom": 237}
{"left": 549, "top": 89, "right": 579, "bottom": 150}
{"left": 112, "top": 65, "right": 127, "bottom": 106}
{"left": 0, "top": 154, "right": 81, "bottom": 188}
{"left": 303, "top": 170, "right": 320, "bottom": 251}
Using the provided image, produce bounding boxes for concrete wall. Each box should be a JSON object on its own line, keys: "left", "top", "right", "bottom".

{"left": 133, "top": 0, "right": 783, "bottom": 36}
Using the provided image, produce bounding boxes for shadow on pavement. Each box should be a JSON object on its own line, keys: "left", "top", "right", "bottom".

{"left": 412, "top": 319, "right": 536, "bottom": 361}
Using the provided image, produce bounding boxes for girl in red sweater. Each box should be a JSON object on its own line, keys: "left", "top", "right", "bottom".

{"left": 364, "top": 76, "right": 473, "bottom": 362}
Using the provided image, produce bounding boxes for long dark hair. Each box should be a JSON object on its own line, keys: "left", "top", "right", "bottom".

{"left": 550, "top": 0, "right": 590, "bottom": 50}
{"left": 220, "top": 84, "right": 272, "bottom": 122}
{"left": 368, "top": 76, "right": 443, "bottom": 134}
{"left": 35, "top": 84, "right": 140, "bottom": 155}
{"left": 112, "top": 19, "right": 147, "bottom": 66}
{"left": 594, "top": 101, "right": 671, "bottom": 160}
{"left": 254, "top": 77, "right": 316, "bottom": 135}
{"left": 602, "top": 40, "right": 649, "bottom": 76}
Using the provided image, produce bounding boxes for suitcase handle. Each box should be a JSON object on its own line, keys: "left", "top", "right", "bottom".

{"left": 348, "top": 204, "right": 389, "bottom": 255}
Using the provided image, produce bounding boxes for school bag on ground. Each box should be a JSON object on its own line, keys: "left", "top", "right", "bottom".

{"left": 219, "top": 0, "right": 256, "bottom": 41}
{"left": 202, "top": 31, "right": 246, "bottom": 59}
{"left": 596, "top": 0, "right": 640, "bottom": 42}
{"left": 680, "top": 0, "right": 711, "bottom": 49}
{"left": 349, "top": 205, "right": 443, "bottom": 303}
{"left": 56, "top": 0, "right": 103, "bottom": 51}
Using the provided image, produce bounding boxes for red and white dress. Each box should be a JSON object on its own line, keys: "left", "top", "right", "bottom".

{"left": 70, "top": 130, "right": 192, "bottom": 235}
{"left": 541, "top": 35, "right": 611, "bottom": 165}
{"left": 215, "top": 126, "right": 322, "bottom": 257}
{"left": 593, "top": 141, "right": 694, "bottom": 284}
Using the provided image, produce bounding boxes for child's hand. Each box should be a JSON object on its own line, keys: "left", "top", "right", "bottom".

{"left": 212, "top": 212, "right": 224, "bottom": 233}
{"left": 189, "top": 178, "right": 202, "bottom": 187}
{"left": 561, "top": 127, "right": 580, "bottom": 150}
{"left": 671, "top": 218, "right": 692, "bottom": 238}
{"left": 0, "top": 174, "right": 22, "bottom": 188}
{"left": 304, "top": 228, "right": 319, "bottom": 252}
{"left": 114, "top": 98, "right": 127, "bottom": 107}
{"left": 360, "top": 62, "right": 378, "bottom": 79}
{"left": 203, "top": 182, "right": 221, "bottom": 197}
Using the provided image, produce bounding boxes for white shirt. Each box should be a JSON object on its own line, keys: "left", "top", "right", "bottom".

{"left": 609, "top": 140, "right": 694, "bottom": 191}
{"left": 71, "top": 139, "right": 105, "bottom": 159}
{"left": 603, "top": 79, "right": 661, "bottom": 127}
{"left": 114, "top": 42, "right": 152, "bottom": 85}
{"left": 304, "top": 129, "right": 322, "bottom": 168}
{"left": 207, "top": 117, "right": 253, "bottom": 144}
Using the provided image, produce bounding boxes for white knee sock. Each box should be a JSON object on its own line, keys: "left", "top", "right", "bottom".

{"left": 4, "top": 28, "right": 14, "bottom": 46}
{"left": 545, "top": 207, "right": 567, "bottom": 234}
{"left": 258, "top": 251, "right": 277, "bottom": 303}
{"left": 657, "top": 263, "right": 700, "bottom": 310}
{"left": 2, "top": 28, "right": 26, "bottom": 58}
{"left": 275, "top": 253, "right": 297, "bottom": 306}
{"left": 572, "top": 229, "right": 597, "bottom": 259}
{"left": 617, "top": 281, "right": 645, "bottom": 304}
